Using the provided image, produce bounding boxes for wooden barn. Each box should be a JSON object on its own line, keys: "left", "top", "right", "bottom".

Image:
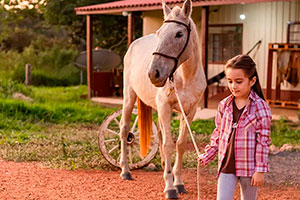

{"left": 75, "top": 0, "right": 300, "bottom": 109}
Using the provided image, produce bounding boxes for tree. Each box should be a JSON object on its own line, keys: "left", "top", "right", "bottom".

{"left": 0, "top": 0, "right": 142, "bottom": 56}
{"left": 0, "top": 0, "right": 68, "bottom": 52}
{"left": 43, "top": 0, "right": 142, "bottom": 56}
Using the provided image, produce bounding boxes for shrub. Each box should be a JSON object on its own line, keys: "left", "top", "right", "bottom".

{"left": 0, "top": 27, "right": 35, "bottom": 52}
{"left": 0, "top": 44, "right": 80, "bottom": 86}
{"left": 12, "top": 69, "right": 80, "bottom": 86}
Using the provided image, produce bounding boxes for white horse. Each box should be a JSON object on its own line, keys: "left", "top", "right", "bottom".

{"left": 119, "top": 0, "right": 206, "bottom": 198}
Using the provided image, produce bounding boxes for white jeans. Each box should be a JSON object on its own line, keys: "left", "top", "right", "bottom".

{"left": 217, "top": 173, "right": 257, "bottom": 200}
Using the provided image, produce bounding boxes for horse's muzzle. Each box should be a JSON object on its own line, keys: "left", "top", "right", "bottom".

{"left": 148, "top": 69, "right": 168, "bottom": 87}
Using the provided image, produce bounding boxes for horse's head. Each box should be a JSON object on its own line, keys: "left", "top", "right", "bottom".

{"left": 148, "top": 0, "right": 192, "bottom": 87}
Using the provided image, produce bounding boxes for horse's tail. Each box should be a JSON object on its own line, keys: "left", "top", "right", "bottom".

{"left": 137, "top": 97, "right": 152, "bottom": 158}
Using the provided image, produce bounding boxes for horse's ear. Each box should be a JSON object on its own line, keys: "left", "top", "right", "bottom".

{"left": 162, "top": 0, "right": 171, "bottom": 19}
{"left": 182, "top": 0, "right": 192, "bottom": 18}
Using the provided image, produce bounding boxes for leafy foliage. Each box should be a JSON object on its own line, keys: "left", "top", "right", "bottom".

{"left": 0, "top": 44, "right": 80, "bottom": 86}
{"left": 43, "top": 0, "right": 142, "bottom": 56}
{"left": 0, "top": 0, "right": 141, "bottom": 56}
{"left": 0, "top": 1, "right": 61, "bottom": 52}
{"left": 0, "top": 0, "right": 142, "bottom": 87}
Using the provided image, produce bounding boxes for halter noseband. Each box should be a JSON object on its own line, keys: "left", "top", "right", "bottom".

{"left": 152, "top": 20, "right": 191, "bottom": 81}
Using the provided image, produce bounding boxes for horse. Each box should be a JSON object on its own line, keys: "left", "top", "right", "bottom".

{"left": 119, "top": 0, "right": 207, "bottom": 198}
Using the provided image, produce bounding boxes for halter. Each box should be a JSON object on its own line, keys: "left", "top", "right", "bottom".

{"left": 152, "top": 20, "right": 191, "bottom": 81}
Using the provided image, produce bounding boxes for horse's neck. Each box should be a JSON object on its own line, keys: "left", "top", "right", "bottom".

{"left": 178, "top": 30, "right": 203, "bottom": 84}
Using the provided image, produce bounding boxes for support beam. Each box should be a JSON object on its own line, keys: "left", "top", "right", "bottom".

{"left": 275, "top": 70, "right": 281, "bottom": 100}
{"left": 266, "top": 46, "right": 273, "bottom": 100}
{"left": 86, "top": 15, "right": 93, "bottom": 98}
{"left": 201, "top": 6, "right": 209, "bottom": 108}
{"left": 127, "top": 12, "right": 135, "bottom": 48}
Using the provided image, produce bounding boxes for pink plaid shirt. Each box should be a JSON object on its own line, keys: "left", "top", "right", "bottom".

{"left": 201, "top": 90, "right": 272, "bottom": 177}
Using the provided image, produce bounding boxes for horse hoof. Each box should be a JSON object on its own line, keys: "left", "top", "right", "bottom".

{"left": 175, "top": 185, "right": 187, "bottom": 194}
{"left": 165, "top": 189, "right": 178, "bottom": 199}
{"left": 121, "top": 172, "right": 133, "bottom": 180}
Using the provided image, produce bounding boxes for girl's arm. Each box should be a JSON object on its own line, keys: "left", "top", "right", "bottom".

{"left": 199, "top": 102, "right": 224, "bottom": 166}
{"left": 255, "top": 101, "right": 272, "bottom": 173}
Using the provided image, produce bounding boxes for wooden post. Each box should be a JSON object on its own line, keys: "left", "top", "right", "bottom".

{"left": 86, "top": 15, "right": 93, "bottom": 98}
{"left": 201, "top": 6, "right": 209, "bottom": 108}
{"left": 266, "top": 44, "right": 273, "bottom": 100}
{"left": 127, "top": 12, "right": 135, "bottom": 48}
{"left": 80, "top": 70, "right": 83, "bottom": 85}
{"left": 25, "top": 64, "right": 31, "bottom": 86}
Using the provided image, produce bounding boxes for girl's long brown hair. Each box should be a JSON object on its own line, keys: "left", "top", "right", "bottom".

{"left": 225, "top": 54, "right": 265, "bottom": 101}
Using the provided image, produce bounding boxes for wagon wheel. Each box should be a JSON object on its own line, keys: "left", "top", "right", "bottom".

{"left": 99, "top": 108, "right": 159, "bottom": 169}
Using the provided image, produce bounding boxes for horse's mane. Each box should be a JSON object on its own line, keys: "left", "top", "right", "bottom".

{"left": 189, "top": 19, "right": 202, "bottom": 68}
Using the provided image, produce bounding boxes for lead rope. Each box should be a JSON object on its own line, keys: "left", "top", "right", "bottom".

{"left": 169, "top": 80, "right": 201, "bottom": 200}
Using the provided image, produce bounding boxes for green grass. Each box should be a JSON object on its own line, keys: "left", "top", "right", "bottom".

{"left": 171, "top": 117, "right": 215, "bottom": 136}
{"left": 0, "top": 75, "right": 32, "bottom": 98}
{"left": 0, "top": 85, "right": 118, "bottom": 170}
{"left": 0, "top": 124, "right": 113, "bottom": 170}
{"left": 271, "top": 118, "right": 300, "bottom": 147}
{"left": 0, "top": 86, "right": 116, "bottom": 124}
{"left": 0, "top": 83, "right": 299, "bottom": 171}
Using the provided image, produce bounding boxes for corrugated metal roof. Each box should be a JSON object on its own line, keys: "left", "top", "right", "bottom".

{"left": 75, "top": 0, "right": 178, "bottom": 12}
{"left": 75, "top": 0, "right": 287, "bottom": 15}
{"left": 75, "top": 0, "right": 176, "bottom": 14}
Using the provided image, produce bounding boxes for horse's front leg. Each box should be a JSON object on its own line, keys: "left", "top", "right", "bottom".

{"left": 173, "top": 108, "right": 197, "bottom": 194}
{"left": 157, "top": 120, "right": 165, "bottom": 170}
{"left": 119, "top": 88, "right": 136, "bottom": 180}
{"left": 158, "top": 104, "right": 177, "bottom": 199}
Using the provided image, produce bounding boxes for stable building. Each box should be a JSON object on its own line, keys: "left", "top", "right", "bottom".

{"left": 75, "top": 0, "right": 300, "bottom": 109}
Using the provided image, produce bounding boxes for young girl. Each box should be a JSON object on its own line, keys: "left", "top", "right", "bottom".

{"left": 198, "top": 54, "right": 272, "bottom": 200}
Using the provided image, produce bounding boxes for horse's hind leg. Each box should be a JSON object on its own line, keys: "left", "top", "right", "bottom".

{"left": 173, "top": 108, "right": 196, "bottom": 194}
{"left": 120, "top": 87, "right": 136, "bottom": 180}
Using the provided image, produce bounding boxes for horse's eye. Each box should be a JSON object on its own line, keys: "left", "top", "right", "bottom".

{"left": 175, "top": 31, "right": 183, "bottom": 38}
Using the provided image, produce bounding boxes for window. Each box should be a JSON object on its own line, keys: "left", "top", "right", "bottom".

{"left": 287, "top": 22, "right": 300, "bottom": 43}
{"left": 208, "top": 24, "right": 243, "bottom": 63}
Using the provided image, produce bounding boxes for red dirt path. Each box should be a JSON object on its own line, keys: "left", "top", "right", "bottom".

{"left": 1, "top": 161, "right": 300, "bottom": 200}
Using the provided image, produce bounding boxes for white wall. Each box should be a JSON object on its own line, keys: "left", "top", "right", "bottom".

{"left": 207, "top": 1, "right": 300, "bottom": 91}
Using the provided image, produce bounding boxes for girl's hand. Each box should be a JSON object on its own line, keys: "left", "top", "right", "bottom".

{"left": 251, "top": 172, "right": 264, "bottom": 186}
{"left": 197, "top": 154, "right": 205, "bottom": 166}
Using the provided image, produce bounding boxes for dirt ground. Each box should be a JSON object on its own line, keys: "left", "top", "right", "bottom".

{"left": 0, "top": 151, "right": 300, "bottom": 200}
